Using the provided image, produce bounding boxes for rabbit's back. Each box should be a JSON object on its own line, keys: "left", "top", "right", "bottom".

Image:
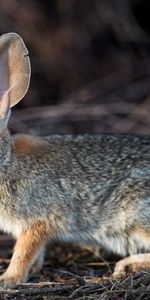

{"left": 9, "top": 135, "right": 150, "bottom": 208}
{"left": 9, "top": 133, "right": 150, "bottom": 209}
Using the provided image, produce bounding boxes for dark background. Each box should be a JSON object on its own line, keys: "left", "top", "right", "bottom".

{"left": 1, "top": 0, "right": 150, "bottom": 135}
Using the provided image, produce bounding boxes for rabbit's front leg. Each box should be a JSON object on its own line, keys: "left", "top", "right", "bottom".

{"left": 113, "top": 253, "right": 150, "bottom": 278}
{"left": 0, "top": 221, "right": 49, "bottom": 288}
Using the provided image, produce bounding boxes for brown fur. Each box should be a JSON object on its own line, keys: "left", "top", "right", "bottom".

{"left": 132, "top": 227, "right": 150, "bottom": 240}
{"left": 0, "top": 221, "right": 49, "bottom": 286}
{"left": 12, "top": 134, "right": 49, "bottom": 155}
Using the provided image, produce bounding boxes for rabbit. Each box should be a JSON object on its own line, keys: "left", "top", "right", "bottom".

{"left": 0, "top": 32, "right": 149, "bottom": 288}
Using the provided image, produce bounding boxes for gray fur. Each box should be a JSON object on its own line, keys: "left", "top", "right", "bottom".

{"left": 0, "top": 128, "right": 150, "bottom": 257}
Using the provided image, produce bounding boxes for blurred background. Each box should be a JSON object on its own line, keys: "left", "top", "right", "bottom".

{"left": 1, "top": 0, "right": 150, "bottom": 135}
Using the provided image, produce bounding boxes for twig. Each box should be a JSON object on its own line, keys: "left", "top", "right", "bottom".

{"left": 68, "top": 282, "right": 109, "bottom": 298}
{"left": 49, "top": 268, "right": 85, "bottom": 285}
{"left": 0, "top": 284, "right": 75, "bottom": 296}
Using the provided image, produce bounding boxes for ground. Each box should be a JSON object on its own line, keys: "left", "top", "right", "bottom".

{"left": 0, "top": 235, "right": 150, "bottom": 300}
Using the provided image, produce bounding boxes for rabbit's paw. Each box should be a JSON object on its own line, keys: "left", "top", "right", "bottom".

{"left": 113, "top": 260, "right": 127, "bottom": 278}
{"left": 0, "top": 273, "right": 25, "bottom": 288}
{"left": 112, "top": 254, "right": 146, "bottom": 278}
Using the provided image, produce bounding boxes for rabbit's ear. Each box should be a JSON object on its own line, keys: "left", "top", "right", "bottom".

{"left": 0, "top": 32, "right": 31, "bottom": 109}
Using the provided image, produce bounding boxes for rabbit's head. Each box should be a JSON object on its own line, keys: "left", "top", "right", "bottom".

{"left": 0, "top": 33, "right": 31, "bottom": 165}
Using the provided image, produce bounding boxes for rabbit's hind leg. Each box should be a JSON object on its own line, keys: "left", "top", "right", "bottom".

{"left": 113, "top": 253, "right": 150, "bottom": 278}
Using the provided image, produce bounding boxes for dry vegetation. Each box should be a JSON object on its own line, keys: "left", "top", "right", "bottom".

{"left": 0, "top": 0, "right": 150, "bottom": 299}
{"left": 1, "top": 235, "right": 150, "bottom": 299}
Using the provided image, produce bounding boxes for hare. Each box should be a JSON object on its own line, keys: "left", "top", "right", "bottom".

{"left": 0, "top": 32, "right": 149, "bottom": 287}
